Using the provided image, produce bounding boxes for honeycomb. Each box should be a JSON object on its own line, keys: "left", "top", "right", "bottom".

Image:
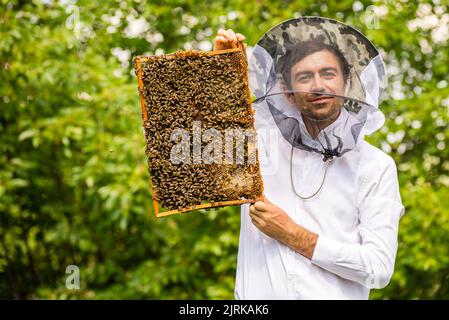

{"left": 134, "top": 47, "right": 263, "bottom": 217}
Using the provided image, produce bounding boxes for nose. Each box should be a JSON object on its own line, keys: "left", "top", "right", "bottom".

{"left": 310, "top": 74, "right": 325, "bottom": 93}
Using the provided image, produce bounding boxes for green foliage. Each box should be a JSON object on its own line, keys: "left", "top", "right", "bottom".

{"left": 1, "top": 0, "right": 448, "bottom": 299}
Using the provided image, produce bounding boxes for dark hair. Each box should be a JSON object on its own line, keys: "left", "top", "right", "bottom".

{"left": 278, "top": 38, "right": 351, "bottom": 88}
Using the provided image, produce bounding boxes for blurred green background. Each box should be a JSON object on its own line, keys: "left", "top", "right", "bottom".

{"left": 1, "top": 0, "right": 449, "bottom": 299}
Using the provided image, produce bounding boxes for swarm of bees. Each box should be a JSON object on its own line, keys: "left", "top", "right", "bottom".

{"left": 134, "top": 48, "right": 263, "bottom": 217}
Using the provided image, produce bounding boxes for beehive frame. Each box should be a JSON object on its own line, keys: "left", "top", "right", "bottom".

{"left": 134, "top": 44, "right": 263, "bottom": 218}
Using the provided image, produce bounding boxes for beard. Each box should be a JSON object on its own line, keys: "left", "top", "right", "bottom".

{"left": 292, "top": 92, "right": 344, "bottom": 122}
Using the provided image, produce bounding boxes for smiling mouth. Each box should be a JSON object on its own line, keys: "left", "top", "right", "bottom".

{"left": 309, "top": 96, "right": 334, "bottom": 105}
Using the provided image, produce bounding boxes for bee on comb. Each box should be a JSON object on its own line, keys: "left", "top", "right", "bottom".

{"left": 134, "top": 46, "right": 263, "bottom": 218}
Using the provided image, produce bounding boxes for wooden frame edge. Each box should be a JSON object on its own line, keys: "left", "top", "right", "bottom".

{"left": 155, "top": 199, "right": 256, "bottom": 218}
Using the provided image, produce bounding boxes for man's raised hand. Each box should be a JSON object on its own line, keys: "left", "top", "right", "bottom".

{"left": 213, "top": 28, "right": 246, "bottom": 51}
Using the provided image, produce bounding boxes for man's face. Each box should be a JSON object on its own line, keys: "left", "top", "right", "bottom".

{"left": 286, "top": 50, "right": 346, "bottom": 122}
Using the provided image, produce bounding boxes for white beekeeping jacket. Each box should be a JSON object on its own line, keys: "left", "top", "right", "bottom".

{"left": 235, "top": 16, "right": 405, "bottom": 300}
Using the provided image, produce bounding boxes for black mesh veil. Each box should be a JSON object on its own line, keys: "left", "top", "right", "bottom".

{"left": 249, "top": 17, "right": 387, "bottom": 161}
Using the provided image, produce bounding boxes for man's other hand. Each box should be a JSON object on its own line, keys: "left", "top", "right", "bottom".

{"left": 249, "top": 195, "right": 318, "bottom": 259}
{"left": 249, "top": 195, "right": 296, "bottom": 244}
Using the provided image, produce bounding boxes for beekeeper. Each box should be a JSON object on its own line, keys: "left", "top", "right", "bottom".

{"left": 213, "top": 16, "right": 405, "bottom": 300}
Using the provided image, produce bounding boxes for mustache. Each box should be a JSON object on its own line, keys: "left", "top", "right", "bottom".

{"left": 252, "top": 90, "right": 373, "bottom": 108}
{"left": 305, "top": 91, "right": 337, "bottom": 101}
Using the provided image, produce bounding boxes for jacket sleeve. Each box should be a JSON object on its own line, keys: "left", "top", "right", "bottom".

{"left": 310, "top": 158, "right": 405, "bottom": 289}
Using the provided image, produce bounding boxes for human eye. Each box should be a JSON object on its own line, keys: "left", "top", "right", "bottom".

{"left": 296, "top": 74, "right": 311, "bottom": 82}
{"left": 322, "top": 70, "right": 336, "bottom": 78}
